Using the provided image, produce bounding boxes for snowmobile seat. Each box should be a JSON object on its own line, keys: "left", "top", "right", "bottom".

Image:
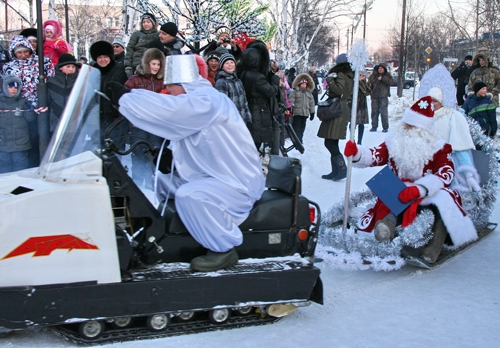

{"left": 162, "top": 189, "right": 310, "bottom": 234}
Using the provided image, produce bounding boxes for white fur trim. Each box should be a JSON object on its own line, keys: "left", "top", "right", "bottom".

{"left": 420, "top": 190, "right": 478, "bottom": 247}
{"left": 428, "top": 86, "right": 443, "bottom": 103}
{"left": 352, "top": 145, "right": 373, "bottom": 168}
{"left": 402, "top": 108, "right": 435, "bottom": 130}
{"left": 414, "top": 173, "right": 445, "bottom": 197}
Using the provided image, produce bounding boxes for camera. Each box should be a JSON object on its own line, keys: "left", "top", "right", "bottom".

{"left": 223, "top": 38, "right": 231, "bottom": 43}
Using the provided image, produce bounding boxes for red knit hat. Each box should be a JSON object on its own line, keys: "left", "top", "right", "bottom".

{"left": 402, "top": 95, "right": 435, "bottom": 130}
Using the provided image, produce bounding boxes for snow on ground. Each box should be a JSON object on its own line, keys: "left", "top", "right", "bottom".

{"left": 2, "top": 86, "right": 500, "bottom": 347}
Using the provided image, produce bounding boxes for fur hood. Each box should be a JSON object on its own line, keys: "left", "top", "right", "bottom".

{"left": 327, "top": 62, "right": 354, "bottom": 76}
{"left": 1, "top": 75, "right": 22, "bottom": 98}
{"left": 292, "top": 73, "right": 315, "bottom": 91}
{"left": 43, "top": 19, "right": 63, "bottom": 40}
{"left": 135, "top": 48, "right": 165, "bottom": 78}
{"left": 240, "top": 40, "right": 270, "bottom": 76}
{"left": 8, "top": 35, "right": 34, "bottom": 59}
{"left": 472, "top": 53, "right": 492, "bottom": 68}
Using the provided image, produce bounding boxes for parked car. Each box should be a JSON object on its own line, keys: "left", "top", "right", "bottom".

{"left": 392, "top": 71, "right": 419, "bottom": 89}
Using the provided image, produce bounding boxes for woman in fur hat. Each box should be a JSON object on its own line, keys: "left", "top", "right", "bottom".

{"left": 318, "top": 53, "right": 354, "bottom": 181}
{"left": 125, "top": 48, "right": 165, "bottom": 189}
{"left": 289, "top": 73, "right": 315, "bottom": 143}
{"left": 90, "top": 40, "right": 128, "bottom": 138}
{"left": 43, "top": 19, "right": 72, "bottom": 65}
{"left": 124, "top": 13, "right": 159, "bottom": 78}
{"left": 203, "top": 26, "right": 242, "bottom": 62}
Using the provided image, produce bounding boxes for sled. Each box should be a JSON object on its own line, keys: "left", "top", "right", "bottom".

{"left": 402, "top": 222, "right": 497, "bottom": 269}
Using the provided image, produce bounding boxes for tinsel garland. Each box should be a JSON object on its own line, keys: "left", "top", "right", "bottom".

{"left": 317, "top": 116, "right": 499, "bottom": 271}
{"left": 318, "top": 191, "right": 435, "bottom": 271}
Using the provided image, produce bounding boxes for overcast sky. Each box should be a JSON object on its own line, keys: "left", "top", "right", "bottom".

{"left": 346, "top": 0, "right": 444, "bottom": 53}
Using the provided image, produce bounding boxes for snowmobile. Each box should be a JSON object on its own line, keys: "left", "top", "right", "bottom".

{"left": 0, "top": 66, "right": 322, "bottom": 343}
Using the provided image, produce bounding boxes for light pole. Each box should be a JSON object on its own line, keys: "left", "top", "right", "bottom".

{"left": 363, "top": 0, "right": 374, "bottom": 40}
{"left": 334, "top": 23, "right": 341, "bottom": 56}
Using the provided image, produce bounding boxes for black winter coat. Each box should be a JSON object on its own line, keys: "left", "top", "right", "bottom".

{"left": 47, "top": 68, "right": 78, "bottom": 131}
{"left": 239, "top": 45, "right": 279, "bottom": 144}
{"left": 93, "top": 60, "right": 128, "bottom": 126}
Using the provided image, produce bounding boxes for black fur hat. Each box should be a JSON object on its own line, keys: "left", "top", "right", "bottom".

{"left": 241, "top": 40, "right": 270, "bottom": 76}
{"left": 90, "top": 40, "right": 113, "bottom": 61}
{"left": 20, "top": 28, "right": 37, "bottom": 39}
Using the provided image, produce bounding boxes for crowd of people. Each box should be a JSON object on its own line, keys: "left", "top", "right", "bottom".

{"left": 0, "top": 13, "right": 325, "bottom": 180}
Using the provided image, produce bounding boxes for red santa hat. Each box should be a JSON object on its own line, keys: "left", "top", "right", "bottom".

{"left": 402, "top": 95, "right": 435, "bottom": 130}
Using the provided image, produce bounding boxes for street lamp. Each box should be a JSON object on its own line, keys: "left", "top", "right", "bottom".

{"left": 334, "top": 23, "right": 341, "bottom": 56}
{"left": 363, "top": 0, "right": 374, "bottom": 39}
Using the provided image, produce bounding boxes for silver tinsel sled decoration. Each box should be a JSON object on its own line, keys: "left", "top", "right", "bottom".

{"left": 317, "top": 117, "right": 499, "bottom": 272}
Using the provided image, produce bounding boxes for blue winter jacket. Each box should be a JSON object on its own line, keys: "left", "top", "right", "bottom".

{"left": 462, "top": 94, "right": 497, "bottom": 136}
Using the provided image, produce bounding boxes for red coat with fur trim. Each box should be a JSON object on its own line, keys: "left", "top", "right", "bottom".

{"left": 43, "top": 19, "right": 72, "bottom": 65}
{"left": 354, "top": 140, "right": 477, "bottom": 247}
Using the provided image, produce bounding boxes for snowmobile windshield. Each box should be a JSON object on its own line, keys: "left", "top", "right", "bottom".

{"left": 38, "top": 64, "right": 103, "bottom": 181}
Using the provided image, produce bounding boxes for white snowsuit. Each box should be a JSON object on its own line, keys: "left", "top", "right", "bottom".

{"left": 118, "top": 76, "right": 265, "bottom": 252}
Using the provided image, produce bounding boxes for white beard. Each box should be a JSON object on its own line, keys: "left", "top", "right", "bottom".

{"left": 386, "top": 122, "right": 443, "bottom": 181}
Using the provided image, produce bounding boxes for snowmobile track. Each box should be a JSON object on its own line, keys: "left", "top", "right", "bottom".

{"left": 51, "top": 312, "right": 280, "bottom": 345}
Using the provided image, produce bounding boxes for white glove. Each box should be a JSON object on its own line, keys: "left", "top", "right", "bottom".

{"left": 466, "top": 176, "right": 481, "bottom": 192}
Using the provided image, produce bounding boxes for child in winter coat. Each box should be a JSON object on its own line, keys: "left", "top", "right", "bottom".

{"left": 124, "top": 13, "right": 159, "bottom": 78}
{"left": 47, "top": 53, "right": 79, "bottom": 134}
{"left": 43, "top": 19, "right": 72, "bottom": 65}
{"left": 125, "top": 48, "right": 165, "bottom": 189}
{"left": 462, "top": 81, "right": 497, "bottom": 138}
{"left": 214, "top": 53, "right": 252, "bottom": 125}
{"left": 0, "top": 76, "right": 36, "bottom": 173}
{"left": 289, "top": 73, "right": 315, "bottom": 143}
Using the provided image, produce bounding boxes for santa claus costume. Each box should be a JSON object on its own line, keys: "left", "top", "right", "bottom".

{"left": 345, "top": 96, "right": 477, "bottom": 262}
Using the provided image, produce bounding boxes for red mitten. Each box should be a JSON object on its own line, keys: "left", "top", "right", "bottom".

{"left": 52, "top": 44, "right": 59, "bottom": 50}
{"left": 398, "top": 186, "right": 421, "bottom": 203}
{"left": 344, "top": 140, "right": 358, "bottom": 157}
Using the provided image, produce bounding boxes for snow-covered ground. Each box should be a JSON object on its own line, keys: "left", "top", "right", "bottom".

{"left": 2, "top": 86, "right": 499, "bottom": 347}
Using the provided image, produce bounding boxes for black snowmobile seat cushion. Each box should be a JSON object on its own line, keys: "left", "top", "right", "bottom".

{"left": 164, "top": 190, "right": 309, "bottom": 234}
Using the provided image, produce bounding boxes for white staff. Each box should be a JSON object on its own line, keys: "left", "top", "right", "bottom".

{"left": 343, "top": 40, "right": 370, "bottom": 233}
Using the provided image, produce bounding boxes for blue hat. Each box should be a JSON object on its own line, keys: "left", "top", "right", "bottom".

{"left": 336, "top": 53, "right": 348, "bottom": 64}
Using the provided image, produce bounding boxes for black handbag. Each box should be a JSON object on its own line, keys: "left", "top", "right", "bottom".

{"left": 317, "top": 97, "right": 343, "bottom": 121}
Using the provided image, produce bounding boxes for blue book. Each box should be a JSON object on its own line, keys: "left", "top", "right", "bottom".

{"left": 365, "top": 166, "right": 411, "bottom": 216}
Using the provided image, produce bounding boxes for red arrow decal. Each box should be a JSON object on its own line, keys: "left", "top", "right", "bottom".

{"left": 2, "top": 234, "right": 99, "bottom": 259}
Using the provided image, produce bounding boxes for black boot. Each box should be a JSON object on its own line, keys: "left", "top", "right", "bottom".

{"left": 332, "top": 155, "right": 347, "bottom": 181}
{"left": 321, "top": 157, "right": 337, "bottom": 180}
{"left": 420, "top": 218, "right": 447, "bottom": 263}
{"left": 190, "top": 248, "right": 239, "bottom": 272}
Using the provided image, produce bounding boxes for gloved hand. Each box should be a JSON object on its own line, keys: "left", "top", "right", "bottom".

{"left": 398, "top": 186, "right": 423, "bottom": 203}
{"left": 344, "top": 140, "right": 358, "bottom": 157}
{"left": 125, "top": 67, "right": 133, "bottom": 78}
{"left": 309, "top": 113, "right": 315, "bottom": 121}
{"left": 105, "top": 82, "right": 130, "bottom": 106}
{"left": 52, "top": 44, "right": 59, "bottom": 50}
{"left": 466, "top": 176, "right": 481, "bottom": 192}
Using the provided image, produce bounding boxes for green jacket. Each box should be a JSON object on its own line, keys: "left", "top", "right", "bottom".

{"left": 317, "top": 62, "right": 354, "bottom": 140}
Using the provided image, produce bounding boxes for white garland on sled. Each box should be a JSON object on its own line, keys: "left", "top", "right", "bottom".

{"left": 317, "top": 117, "right": 499, "bottom": 272}
{"left": 318, "top": 191, "right": 435, "bottom": 271}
